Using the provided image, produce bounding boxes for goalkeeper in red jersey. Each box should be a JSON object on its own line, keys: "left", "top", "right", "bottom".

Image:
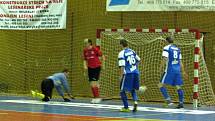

{"left": 83, "top": 39, "right": 105, "bottom": 104}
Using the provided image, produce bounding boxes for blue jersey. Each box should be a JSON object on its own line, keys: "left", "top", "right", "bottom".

{"left": 162, "top": 44, "right": 182, "bottom": 74}
{"left": 118, "top": 48, "right": 140, "bottom": 74}
{"left": 47, "top": 73, "right": 70, "bottom": 95}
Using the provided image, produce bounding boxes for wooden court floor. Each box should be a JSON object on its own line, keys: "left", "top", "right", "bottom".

{"left": 0, "top": 96, "right": 214, "bottom": 121}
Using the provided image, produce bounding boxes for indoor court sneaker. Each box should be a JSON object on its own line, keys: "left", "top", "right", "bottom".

{"left": 37, "top": 93, "right": 45, "bottom": 99}
{"left": 31, "top": 90, "right": 44, "bottom": 99}
{"left": 176, "top": 104, "right": 184, "bottom": 109}
{"left": 120, "top": 108, "right": 130, "bottom": 112}
{"left": 133, "top": 103, "right": 138, "bottom": 112}
{"left": 93, "top": 98, "right": 102, "bottom": 104}
{"left": 90, "top": 99, "right": 96, "bottom": 104}
{"left": 42, "top": 97, "right": 50, "bottom": 102}
{"left": 168, "top": 102, "right": 174, "bottom": 106}
{"left": 64, "top": 98, "right": 71, "bottom": 102}
{"left": 31, "top": 90, "right": 36, "bottom": 98}
{"left": 163, "top": 102, "right": 174, "bottom": 108}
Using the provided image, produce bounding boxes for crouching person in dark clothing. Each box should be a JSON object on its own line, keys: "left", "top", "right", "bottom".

{"left": 32, "top": 69, "right": 74, "bottom": 102}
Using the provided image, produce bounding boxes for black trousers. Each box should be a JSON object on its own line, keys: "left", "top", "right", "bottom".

{"left": 41, "top": 79, "right": 54, "bottom": 101}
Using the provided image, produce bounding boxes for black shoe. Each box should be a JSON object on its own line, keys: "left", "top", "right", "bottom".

{"left": 176, "top": 104, "right": 184, "bottom": 109}
{"left": 70, "top": 96, "right": 75, "bottom": 99}
{"left": 133, "top": 103, "right": 137, "bottom": 112}
{"left": 42, "top": 97, "right": 50, "bottom": 102}
{"left": 64, "top": 98, "right": 71, "bottom": 102}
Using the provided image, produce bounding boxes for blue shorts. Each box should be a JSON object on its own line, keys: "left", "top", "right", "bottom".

{"left": 160, "top": 72, "right": 183, "bottom": 86}
{"left": 120, "top": 73, "right": 140, "bottom": 92}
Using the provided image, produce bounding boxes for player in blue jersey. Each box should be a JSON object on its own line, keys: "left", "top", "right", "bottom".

{"left": 118, "top": 39, "right": 141, "bottom": 112}
{"left": 158, "top": 37, "right": 188, "bottom": 109}
{"left": 32, "top": 69, "right": 74, "bottom": 102}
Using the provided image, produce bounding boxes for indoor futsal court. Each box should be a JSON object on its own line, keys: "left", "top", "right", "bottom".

{"left": 1, "top": 0, "right": 215, "bottom": 121}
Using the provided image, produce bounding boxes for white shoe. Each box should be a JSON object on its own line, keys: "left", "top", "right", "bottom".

{"left": 163, "top": 102, "right": 174, "bottom": 108}
{"left": 91, "top": 99, "right": 96, "bottom": 104}
{"left": 168, "top": 102, "right": 174, "bottom": 106}
{"left": 93, "top": 98, "right": 102, "bottom": 104}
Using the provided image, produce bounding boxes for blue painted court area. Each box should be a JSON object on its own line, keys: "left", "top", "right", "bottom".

{"left": 0, "top": 96, "right": 215, "bottom": 121}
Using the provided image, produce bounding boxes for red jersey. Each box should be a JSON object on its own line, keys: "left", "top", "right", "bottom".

{"left": 83, "top": 46, "right": 102, "bottom": 68}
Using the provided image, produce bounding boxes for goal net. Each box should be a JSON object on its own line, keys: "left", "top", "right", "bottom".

{"left": 97, "top": 28, "right": 215, "bottom": 106}
{"left": 0, "top": 30, "right": 72, "bottom": 96}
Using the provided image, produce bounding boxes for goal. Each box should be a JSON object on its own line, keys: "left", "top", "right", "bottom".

{"left": 96, "top": 28, "right": 215, "bottom": 108}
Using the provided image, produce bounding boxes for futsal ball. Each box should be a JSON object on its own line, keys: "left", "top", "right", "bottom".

{"left": 139, "top": 86, "right": 147, "bottom": 93}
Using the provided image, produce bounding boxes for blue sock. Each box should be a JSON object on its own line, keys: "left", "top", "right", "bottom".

{"left": 160, "top": 87, "right": 170, "bottom": 100}
{"left": 177, "top": 89, "right": 184, "bottom": 104}
{"left": 120, "top": 91, "right": 128, "bottom": 108}
{"left": 131, "top": 90, "right": 138, "bottom": 101}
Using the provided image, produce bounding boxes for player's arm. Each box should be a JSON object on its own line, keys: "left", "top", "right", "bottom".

{"left": 61, "top": 75, "right": 74, "bottom": 99}
{"left": 83, "top": 49, "right": 88, "bottom": 70}
{"left": 96, "top": 46, "right": 102, "bottom": 57}
{"left": 160, "top": 47, "right": 168, "bottom": 72}
{"left": 135, "top": 54, "right": 141, "bottom": 64}
{"left": 118, "top": 63, "right": 125, "bottom": 79}
{"left": 132, "top": 50, "right": 141, "bottom": 63}
{"left": 178, "top": 53, "right": 188, "bottom": 80}
{"left": 158, "top": 49, "right": 168, "bottom": 87}
{"left": 160, "top": 57, "right": 167, "bottom": 72}
{"left": 83, "top": 60, "right": 87, "bottom": 70}
{"left": 95, "top": 47, "right": 104, "bottom": 61}
{"left": 119, "top": 66, "right": 124, "bottom": 79}
{"left": 96, "top": 47, "right": 106, "bottom": 69}
{"left": 180, "top": 61, "right": 188, "bottom": 81}
{"left": 118, "top": 51, "right": 125, "bottom": 78}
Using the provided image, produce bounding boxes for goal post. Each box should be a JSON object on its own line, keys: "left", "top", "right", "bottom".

{"left": 96, "top": 28, "right": 215, "bottom": 108}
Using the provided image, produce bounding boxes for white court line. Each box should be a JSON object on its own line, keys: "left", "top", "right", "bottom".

{"left": 0, "top": 113, "right": 8, "bottom": 115}
{"left": 0, "top": 100, "right": 214, "bottom": 115}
